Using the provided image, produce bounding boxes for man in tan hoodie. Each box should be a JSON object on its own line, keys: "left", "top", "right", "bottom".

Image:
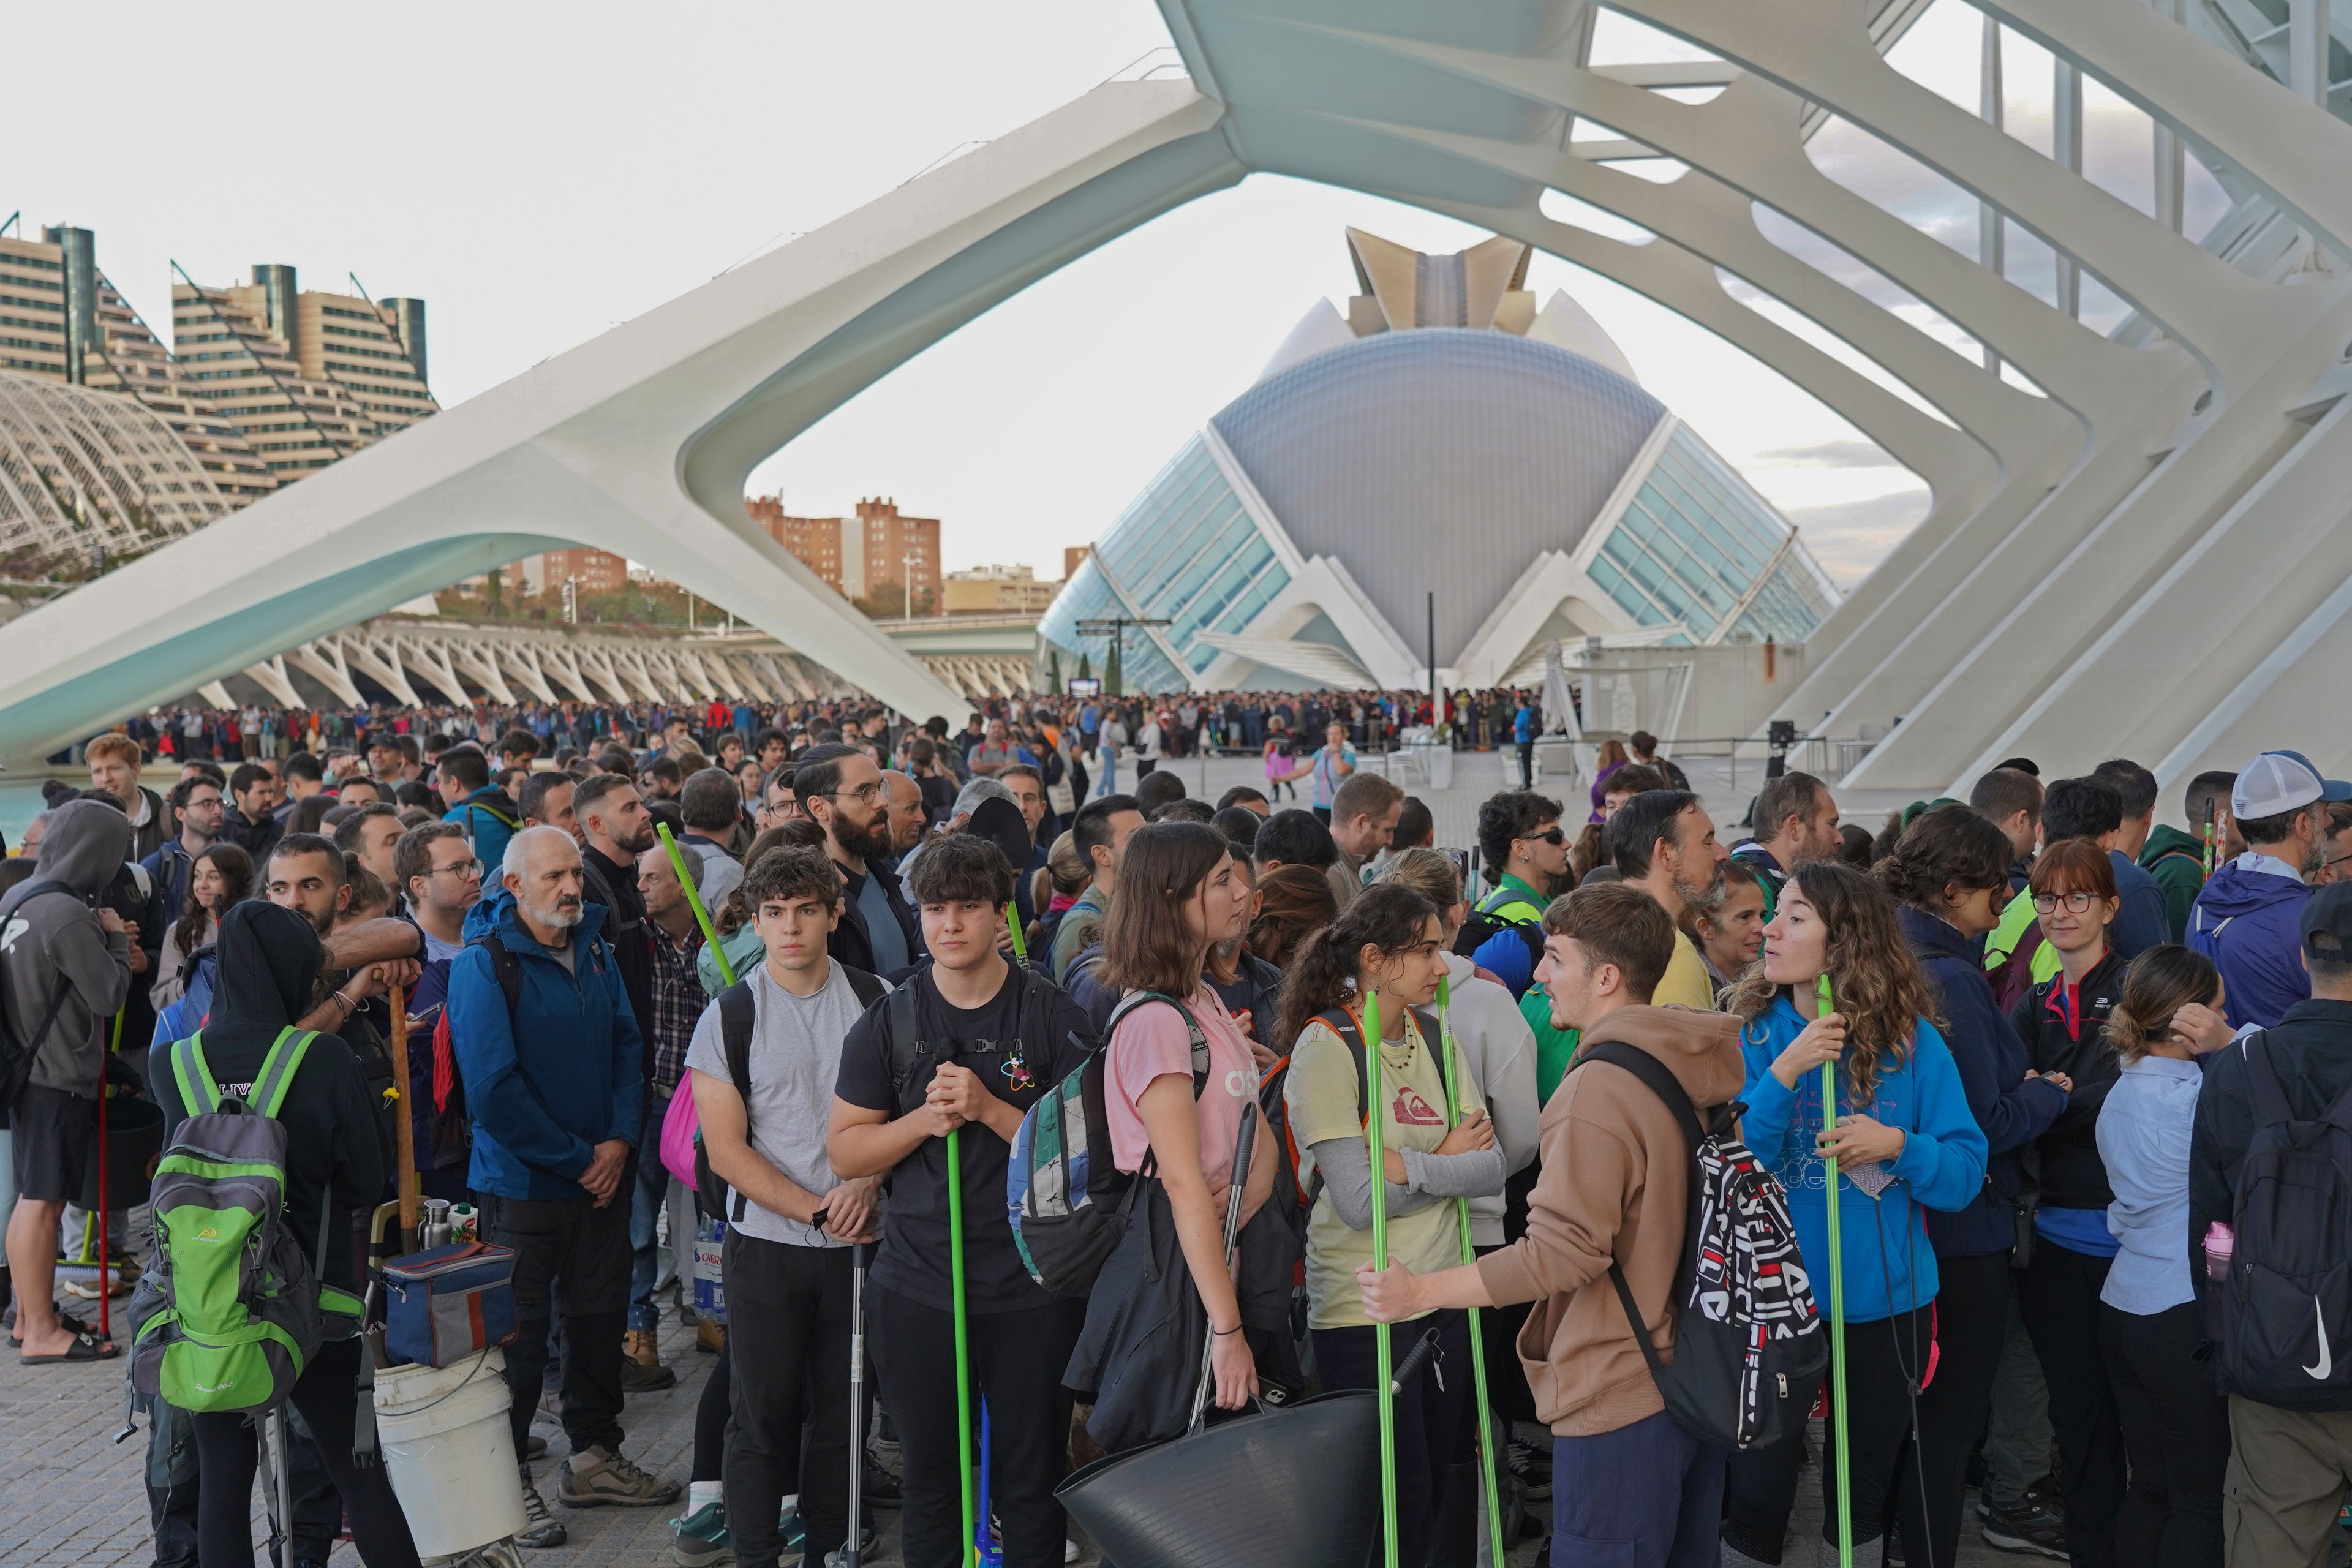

{"left": 1361, "top": 880, "right": 1744, "bottom": 1568}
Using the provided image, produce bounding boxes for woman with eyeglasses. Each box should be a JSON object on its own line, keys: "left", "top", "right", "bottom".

{"left": 2008, "top": 837, "right": 2130, "bottom": 1568}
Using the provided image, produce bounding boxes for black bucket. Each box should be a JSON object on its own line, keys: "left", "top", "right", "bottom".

{"left": 79, "top": 1095, "right": 166, "bottom": 1211}
{"left": 1057, "top": 1390, "right": 1381, "bottom": 1568}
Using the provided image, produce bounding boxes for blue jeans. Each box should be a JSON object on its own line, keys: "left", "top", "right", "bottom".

{"left": 1092, "top": 748, "right": 1117, "bottom": 798}
{"left": 1552, "top": 1410, "right": 1725, "bottom": 1567}
{"left": 629, "top": 1087, "right": 676, "bottom": 1332}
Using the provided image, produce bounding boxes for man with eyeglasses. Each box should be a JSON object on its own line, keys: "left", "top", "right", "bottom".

{"left": 794, "top": 744, "right": 919, "bottom": 978}
{"left": 753, "top": 763, "right": 799, "bottom": 829}
{"left": 398, "top": 821, "right": 486, "bottom": 1200}
{"left": 1468, "top": 790, "right": 1571, "bottom": 998}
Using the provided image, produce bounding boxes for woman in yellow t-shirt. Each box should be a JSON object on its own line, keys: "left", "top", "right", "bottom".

{"left": 1276, "top": 883, "right": 1505, "bottom": 1568}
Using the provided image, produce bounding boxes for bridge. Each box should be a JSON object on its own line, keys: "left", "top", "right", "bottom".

{"left": 0, "top": 0, "right": 2347, "bottom": 791}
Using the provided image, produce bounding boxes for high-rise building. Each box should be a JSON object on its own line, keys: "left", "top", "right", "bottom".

{"left": 744, "top": 494, "right": 941, "bottom": 611}
{"left": 942, "top": 564, "right": 1059, "bottom": 616}
{"left": 1063, "top": 546, "right": 1090, "bottom": 582}
{"left": 524, "top": 547, "right": 630, "bottom": 597}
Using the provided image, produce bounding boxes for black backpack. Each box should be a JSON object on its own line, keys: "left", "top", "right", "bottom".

{"left": 2214, "top": 1031, "right": 2352, "bottom": 1409}
{"left": 1574, "top": 1040, "right": 1825, "bottom": 1450}
{"left": 1451, "top": 907, "right": 1545, "bottom": 975}
{"left": 694, "top": 966, "right": 888, "bottom": 1223}
{"left": 0, "top": 879, "right": 80, "bottom": 1113}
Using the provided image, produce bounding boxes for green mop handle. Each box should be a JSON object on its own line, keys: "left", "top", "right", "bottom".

{"left": 1817, "top": 973, "right": 1852, "bottom": 1568}
{"left": 1361, "top": 989, "right": 1401, "bottom": 1568}
{"left": 1005, "top": 902, "right": 1028, "bottom": 963}
{"left": 1437, "top": 979, "right": 1507, "bottom": 1568}
{"left": 946, "top": 1126, "right": 978, "bottom": 1566}
{"left": 655, "top": 823, "right": 736, "bottom": 987}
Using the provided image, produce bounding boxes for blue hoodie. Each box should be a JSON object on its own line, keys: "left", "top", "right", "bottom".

{"left": 2188, "top": 857, "right": 2312, "bottom": 1028}
{"left": 447, "top": 889, "right": 644, "bottom": 1200}
{"left": 1896, "top": 906, "right": 2067, "bottom": 1257}
{"left": 1739, "top": 995, "right": 1988, "bottom": 1324}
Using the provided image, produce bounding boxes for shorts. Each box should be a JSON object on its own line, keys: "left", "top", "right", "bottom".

{"left": 9, "top": 1084, "right": 97, "bottom": 1204}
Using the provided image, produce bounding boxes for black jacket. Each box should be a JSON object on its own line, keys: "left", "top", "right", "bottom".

{"left": 148, "top": 903, "right": 386, "bottom": 1297}
{"left": 217, "top": 804, "right": 283, "bottom": 865}
{"left": 831, "top": 856, "right": 919, "bottom": 979}
{"left": 2190, "top": 998, "right": 2352, "bottom": 1313}
{"left": 1901, "top": 905, "right": 2067, "bottom": 1256}
{"left": 581, "top": 841, "right": 654, "bottom": 1042}
{"left": 2009, "top": 948, "right": 2128, "bottom": 1212}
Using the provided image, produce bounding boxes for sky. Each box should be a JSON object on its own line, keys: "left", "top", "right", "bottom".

{"left": 6, "top": 1, "right": 2233, "bottom": 594}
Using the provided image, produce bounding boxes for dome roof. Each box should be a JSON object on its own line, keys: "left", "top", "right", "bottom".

{"left": 1208, "top": 328, "right": 1666, "bottom": 667}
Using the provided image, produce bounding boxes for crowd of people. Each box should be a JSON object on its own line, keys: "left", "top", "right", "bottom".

{"left": 4, "top": 691, "right": 2351, "bottom": 1568}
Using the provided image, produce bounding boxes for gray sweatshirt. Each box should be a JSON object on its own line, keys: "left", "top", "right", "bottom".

{"left": 1, "top": 799, "right": 134, "bottom": 1097}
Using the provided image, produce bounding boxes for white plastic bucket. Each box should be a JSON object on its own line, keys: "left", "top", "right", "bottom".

{"left": 373, "top": 1347, "right": 526, "bottom": 1559}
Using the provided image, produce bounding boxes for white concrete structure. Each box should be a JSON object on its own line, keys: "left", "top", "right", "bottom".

{"left": 1, "top": 0, "right": 2347, "bottom": 800}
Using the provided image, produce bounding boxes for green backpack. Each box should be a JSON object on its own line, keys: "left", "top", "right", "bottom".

{"left": 126, "top": 1028, "right": 351, "bottom": 1414}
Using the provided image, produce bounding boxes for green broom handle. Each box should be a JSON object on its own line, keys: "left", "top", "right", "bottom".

{"left": 655, "top": 824, "right": 736, "bottom": 987}
{"left": 1818, "top": 973, "right": 1851, "bottom": 1568}
{"left": 946, "top": 1126, "right": 978, "bottom": 1566}
{"left": 1437, "top": 979, "right": 1507, "bottom": 1568}
{"left": 1005, "top": 903, "right": 1028, "bottom": 963}
{"left": 1361, "top": 989, "right": 1401, "bottom": 1568}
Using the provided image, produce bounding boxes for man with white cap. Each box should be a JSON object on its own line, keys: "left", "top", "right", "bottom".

{"left": 2189, "top": 749, "right": 2352, "bottom": 1027}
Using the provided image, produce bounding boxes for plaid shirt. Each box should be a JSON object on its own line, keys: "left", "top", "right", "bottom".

{"left": 645, "top": 919, "right": 703, "bottom": 1095}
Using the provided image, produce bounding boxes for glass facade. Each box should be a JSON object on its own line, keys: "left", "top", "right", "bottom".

{"left": 1038, "top": 435, "right": 1290, "bottom": 688}
{"left": 1585, "top": 426, "right": 1835, "bottom": 644}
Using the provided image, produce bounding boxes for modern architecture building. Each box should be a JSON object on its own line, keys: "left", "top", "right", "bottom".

{"left": 523, "top": 547, "right": 631, "bottom": 598}
{"left": 1039, "top": 227, "right": 1838, "bottom": 693}
{"left": 7, "top": 0, "right": 2352, "bottom": 801}
{"left": 744, "top": 495, "right": 942, "bottom": 610}
{"left": 942, "top": 564, "right": 1060, "bottom": 616}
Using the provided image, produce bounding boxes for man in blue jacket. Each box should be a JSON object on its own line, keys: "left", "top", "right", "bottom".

{"left": 449, "top": 825, "right": 676, "bottom": 1540}
{"left": 2191, "top": 749, "right": 2352, "bottom": 1028}
{"left": 438, "top": 744, "right": 521, "bottom": 875}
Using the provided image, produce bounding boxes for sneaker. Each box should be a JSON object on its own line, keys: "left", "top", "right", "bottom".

{"left": 624, "top": 1327, "right": 678, "bottom": 1392}
{"left": 1977, "top": 1475, "right": 2064, "bottom": 1522}
{"left": 671, "top": 1501, "right": 734, "bottom": 1568}
{"left": 516, "top": 1466, "right": 568, "bottom": 1549}
{"left": 778, "top": 1508, "right": 807, "bottom": 1560}
{"left": 560, "top": 1444, "right": 683, "bottom": 1508}
{"left": 1980, "top": 1498, "right": 2068, "bottom": 1559}
{"left": 525, "top": 1434, "right": 548, "bottom": 1460}
{"left": 862, "top": 1447, "right": 902, "bottom": 1509}
{"left": 1506, "top": 1436, "right": 1552, "bottom": 1501}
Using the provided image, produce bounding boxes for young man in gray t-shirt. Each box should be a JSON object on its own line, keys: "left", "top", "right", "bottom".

{"left": 687, "top": 846, "right": 885, "bottom": 1568}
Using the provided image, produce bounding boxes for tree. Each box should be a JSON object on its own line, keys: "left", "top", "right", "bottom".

{"left": 1104, "top": 639, "right": 1123, "bottom": 699}
{"left": 1045, "top": 646, "right": 1063, "bottom": 693}
{"left": 1076, "top": 650, "right": 1092, "bottom": 683}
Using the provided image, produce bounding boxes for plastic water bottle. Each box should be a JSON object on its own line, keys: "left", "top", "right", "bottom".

{"left": 693, "top": 1218, "right": 728, "bottom": 1324}
{"left": 2204, "top": 1221, "right": 2234, "bottom": 1282}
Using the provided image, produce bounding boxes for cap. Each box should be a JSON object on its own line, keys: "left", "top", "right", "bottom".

{"left": 2233, "top": 750, "right": 2352, "bottom": 821}
{"left": 2301, "top": 881, "right": 2352, "bottom": 969}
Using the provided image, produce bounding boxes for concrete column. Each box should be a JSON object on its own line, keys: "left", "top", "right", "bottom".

{"left": 2052, "top": 57, "right": 2083, "bottom": 318}
{"left": 1980, "top": 13, "right": 2005, "bottom": 371}
{"left": 2290, "top": 0, "right": 2331, "bottom": 105}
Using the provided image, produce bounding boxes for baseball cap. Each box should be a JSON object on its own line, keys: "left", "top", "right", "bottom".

{"left": 2301, "top": 881, "right": 2352, "bottom": 969}
{"left": 2233, "top": 750, "right": 2352, "bottom": 821}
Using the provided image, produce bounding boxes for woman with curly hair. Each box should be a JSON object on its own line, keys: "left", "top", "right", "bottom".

{"left": 1719, "top": 862, "right": 1988, "bottom": 1568}
{"left": 151, "top": 842, "right": 252, "bottom": 1011}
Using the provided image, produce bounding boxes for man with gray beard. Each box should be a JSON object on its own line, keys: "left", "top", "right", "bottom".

{"left": 448, "top": 826, "right": 675, "bottom": 1544}
{"left": 1607, "top": 789, "right": 1730, "bottom": 1010}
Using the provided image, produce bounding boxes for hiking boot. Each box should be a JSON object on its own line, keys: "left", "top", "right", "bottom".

{"left": 516, "top": 1466, "right": 568, "bottom": 1549}
{"left": 1980, "top": 1496, "right": 2068, "bottom": 1559}
{"left": 698, "top": 1316, "right": 725, "bottom": 1354}
{"left": 1506, "top": 1435, "right": 1552, "bottom": 1500}
{"left": 560, "top": 1444, "right": 682, "bottom": 1508}
{"left": 778, "top": 1508, "right": 807, "bottom": 1561}
{"left": 624, "top": 1327, "right": 677, "bottom": 1392}
{"left": 671, "top": 1501, "right": 734, "bottom": 1568}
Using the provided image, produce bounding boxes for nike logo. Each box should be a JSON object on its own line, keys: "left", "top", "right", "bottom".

{"left": 2307, "top": 1298, "right": 2333, "bottom": 1381}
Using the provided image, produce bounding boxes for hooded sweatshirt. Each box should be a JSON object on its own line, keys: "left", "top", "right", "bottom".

{"left": 1474, "top": 1006, "right": 1745, "bottom": 1438}
{"left": 2189, "top": 854, "right": 2313, "bottom": 1028}
{"left": 148, "top": 903, "right": 385, "bottom": 1300}
{"left": 2139, "top": 824, "right": 2207, "bottom": 943}
{"left": 1739, "top": 995, "right": 1988, "bottom": 1324}
{"left": 447, "top": 887, "right": 644, "bottom": 1200}
{"left": 1, "top": 798, "right": 133, "bottom": 1096}
{"left": 1438, "top": 952, "right": 1542, "bottom": 1248}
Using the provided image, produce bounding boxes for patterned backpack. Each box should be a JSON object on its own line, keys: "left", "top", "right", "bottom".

{"left": 126, "top": 1028, "right": 348, "bottom": 1414}
{"left": 1574, "top": 1039, "right": 1826, "bottom": 1450}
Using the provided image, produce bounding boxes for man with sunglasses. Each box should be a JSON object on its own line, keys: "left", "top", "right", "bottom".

{"left": 796, "top": 744, "right": 919, "bottom": 978}
{"left": 1467, "top": 790, "right": 1570, "bottom": 998}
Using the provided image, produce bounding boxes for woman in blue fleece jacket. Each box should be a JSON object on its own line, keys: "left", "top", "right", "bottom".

{"left": 1719, "top": 862, "right": 1988, "bottom": 1568}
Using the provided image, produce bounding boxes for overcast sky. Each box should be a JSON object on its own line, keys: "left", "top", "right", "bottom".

{"left": 8, "top": 1, "right": 2227, "bottom": 592}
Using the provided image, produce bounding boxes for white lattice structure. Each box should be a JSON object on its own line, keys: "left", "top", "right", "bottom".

{"left": 0, "top": 372, "right": 231, "bottom": 569}
{"left": 1, "top": 0, "right": 2349, "bottom": 800}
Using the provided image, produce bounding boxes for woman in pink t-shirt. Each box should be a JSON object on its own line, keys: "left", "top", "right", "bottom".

{"left": 1095, "top": 820, "right": 1274, "bottom": 1412}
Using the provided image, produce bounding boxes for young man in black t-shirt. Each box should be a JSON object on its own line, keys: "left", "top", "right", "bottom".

{"left": 828, "top": 835, "right": 1096, "bottom": 1568}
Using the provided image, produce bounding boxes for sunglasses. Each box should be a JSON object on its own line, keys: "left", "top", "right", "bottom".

{"left": 1521, "top": 827, "right": 1567, "bottom": 846}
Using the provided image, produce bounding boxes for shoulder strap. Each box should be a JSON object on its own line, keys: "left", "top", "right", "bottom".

{"left": 1573, "top": 1039, "right": 1704, "bottom": 1155}
{"left": 883, "top": 982, "right": 925, "bottom": 1098}
{"left": 1408, "top": 1006, "right": 1451, "bottom": 1097}
{"left": 2242, "top": 1029, "right": 2293, "bottom": 1129}
{"left": 843, "top": 965, "right": 888, "bottom": 1009}
{"left": 717, "top": 980, "right": 758, "bottom": 1222}
{"left": 481, "top": 932, "right": 524, "bottom": 1019}
{"left": 1314, "top": 1006, "right": 1373, "bottom": 1125}
{"left": 1107, "top": 990, "right": 1210, "bottom": 1096}
{"left": 250, "top": 1028, "right": 318, "bottom": 1118}
{"left": 170, "top": 1032, "right": 223, "bottom": 1115}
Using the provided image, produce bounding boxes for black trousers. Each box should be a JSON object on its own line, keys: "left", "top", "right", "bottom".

{"left": 189, "top": 1337, "right": 421, "bottom": 1568}
{"left": 725, "top": 1232, "right": 855, "bottom": 1567}
{"left": 2016, "top": 1242, "right": 2125, "bottom": 1568}
{"left": 1722, "top": 1306, "right": 1933, "bottom": 1564}
{"left": 695, "top": 1338, "right": 731, "bottom": 1483}
{"left": 1316, "top": 1312, "right": 1476, "bottom": 1568}
{"left": 868, "top": 1286, "right": 1084, "bottom": 1568}
{"left": 479, "top": 1191, "right": 630, "bottom": 1460}
{"left": 1517, "top": 741, "right": 1534, "bottom": 788}
{"left": 2101, "top": 1300, "right": 2229, "bottom": 1568}
{"left": 1909, "top": 1251, "right": 2014, "bottom": 1568}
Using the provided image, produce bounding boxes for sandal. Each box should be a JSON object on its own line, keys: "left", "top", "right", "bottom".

{"left": 7, "top": 1311, "right": 93, "bottom": 1349}
{"left": 20, "top": 1327, "right": 119, "bottom": 1363}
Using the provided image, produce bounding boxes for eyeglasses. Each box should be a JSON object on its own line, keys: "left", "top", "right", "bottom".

{"left": 821, "top": 782, "right": 885, "bottom": 802}
{"left": 432, "top": 858, "right": 483, "bottom": 880}
{"left": 2032, "top": 891, "right": 2100, "bottom": 914}
{"left": 1520, "top": 827, "right": 1566, "bottom": 846}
